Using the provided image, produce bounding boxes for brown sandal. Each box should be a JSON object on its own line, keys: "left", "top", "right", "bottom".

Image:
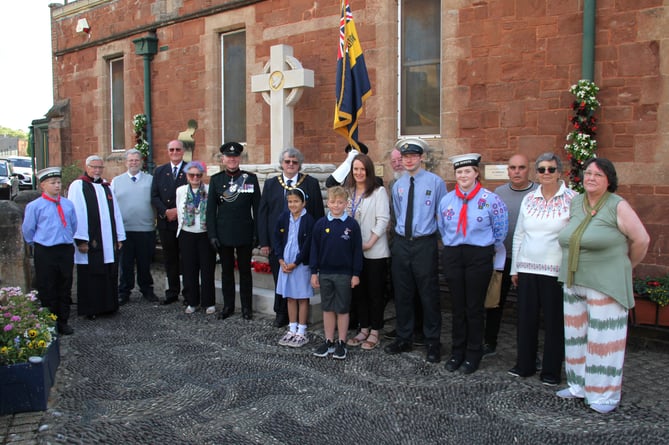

{"left": 346, "top": 329, "right": 369, "bottom": 347}
{"left": 361, "top": 331, "right": 380, "bottom": 350}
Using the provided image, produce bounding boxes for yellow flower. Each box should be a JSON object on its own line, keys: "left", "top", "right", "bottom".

{"left": 0, "top": 346, "right": 7, "bottom": 355}
{"left": 28, "top": 329, "right": 38, "bottom": 338}
{"left": 37, "top": 340, "right": 46, "bottom": 348}
{"left": 49, "top": 313, "right": 58, "bottom": 321}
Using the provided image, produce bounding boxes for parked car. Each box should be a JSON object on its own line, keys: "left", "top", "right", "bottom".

{"left": 0, "top": 159, "right": 20, "bottom": 200}
{"left": 5, "top": 156, "right": 34, "bottom": 190}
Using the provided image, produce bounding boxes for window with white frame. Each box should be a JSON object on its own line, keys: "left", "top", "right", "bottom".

{"left": 109, "top": 57, "right": 125, "bottom": 151}
{"left": 221, "top": 30, "right": 246, "bottom": 143}
{"left": 399, "top": 0, "right": 441, "bottom": 136}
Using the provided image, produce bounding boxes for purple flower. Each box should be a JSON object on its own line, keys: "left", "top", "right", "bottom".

{"left": 11, "top": 315, "right": 20, "bottom": 322}
{"left": 4, "top": 324, "right": 13, "bottom": 331}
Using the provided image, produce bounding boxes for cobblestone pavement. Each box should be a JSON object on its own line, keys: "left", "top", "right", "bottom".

{"left": 2, "top": 266, "right": 669, "bottom": 444}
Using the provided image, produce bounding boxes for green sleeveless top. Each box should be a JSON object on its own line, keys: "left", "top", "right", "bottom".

{"left": 558, "top": 193, "right": 634, "bottom": 308}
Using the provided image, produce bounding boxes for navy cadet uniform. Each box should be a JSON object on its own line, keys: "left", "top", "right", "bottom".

{"left": 384, "top": 138, "right": 447, "bottom": 363}
{"left": 22, "top": 167, "right": 78, "bottom": 335}
{"left": 438, "top": 153, "right": 508, "bottom": 374}
{"left": 207, "top": 142, "right": 261, "bottom": 320}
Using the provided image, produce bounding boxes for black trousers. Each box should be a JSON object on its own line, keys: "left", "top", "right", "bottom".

{"left": 219, "top": 245, "right": 253, "bottom": 312}
{"left": 34, "top": 243, "right": 74, "bottom": 325}
{"left": 442, "top": 244, "right": 494, "bottom": 364}
{"left": 391, "top": 235, "right": 441, "bottom": 345}
{"left": 484, "top": 257, "right": 513, "bottom": 348}
{"left": 178, "top": 231, "right": 216, "bottom": 308}
{"left": 158, "top": 228, "right": 181, "bottom": 299}
{"left": 515, "top": 272, "right": 564, "bottom": 380}
{"left": 269, "top": 252, "right": 287, "bottom": 318}
{"left": 352, "top": 257, "right": 388, "bottom": 330}
{"left": 118, "top": 231, "right": 155, "bottom": 297}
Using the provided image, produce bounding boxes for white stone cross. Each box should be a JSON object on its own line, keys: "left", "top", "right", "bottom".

{"left": 251, "top": 44, "right": 314, "bottom": 162}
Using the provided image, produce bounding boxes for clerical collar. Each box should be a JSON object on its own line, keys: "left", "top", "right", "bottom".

{"left": 327, "top": 211, "right": 348, "bottom": 222}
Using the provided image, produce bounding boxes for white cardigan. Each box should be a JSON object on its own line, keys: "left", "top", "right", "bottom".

{"left": 348, "top": 186, "right": 391, "bottom": 259}
{"left": 511, "top": 181, "right": 576, "bottom": 277}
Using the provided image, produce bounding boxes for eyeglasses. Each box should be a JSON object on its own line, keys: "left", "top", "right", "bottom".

{"left": 168, "top": 148, "right": 183, "bottom": 152}
{"left": 537, "top": 167, "right": 557, "bottom": 174}
{"left": 187, "top": 173, "right": 203, "bottom": 178}
{"left": 88, "top": 165, "right": 104, "bottom": 169}
{"left": 283, "top": 159, "right": 299, "bottom": 165}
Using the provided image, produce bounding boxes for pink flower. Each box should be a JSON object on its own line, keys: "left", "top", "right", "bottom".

{"left": 4, "top": 324, "right": 13, "bottom": 331}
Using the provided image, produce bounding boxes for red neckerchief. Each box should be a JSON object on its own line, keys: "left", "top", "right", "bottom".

{"left": 455, "top": 181, "right": 482, "bottom": 237}
{"left": 41, "top": 193, "right": 66, "bottom": 227}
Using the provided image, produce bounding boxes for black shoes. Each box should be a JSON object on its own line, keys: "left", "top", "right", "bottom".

{"left": 143, "top": 292, "right": 159, "bottom": 303}
{"left": 273, "top": 314, "right": 288, "bottom": 328}
{"left": 461, "top": 360, "right": 479, "bottom": 375}
{"left": 118, "top": 295, "right": 130, "bottom": 306}
{"left": 57, "top": 323, "right": 74, "bottom": 336}
{"left": 445, "top": 357, "right": 464, "bottom": 372}
{"left": 384, "top": 340, "right": 412, "bottom": 354}
{"left": 217, "top": 308, "right": 234, "bottom": 320}
{"left": 540, "top": 376, "right": 560, "bottom": 386}
{"left": 242, "top": 309, "right": 253, "bottom": 320}
{"left": 426, "top": 344, "right": 441, "bottom": 363}
{"left": 482, "top": 343, "right": 497, "bottom": 357}
{"left": 161, "top": 297, "right": 178, "bottom": 305}
{"left": 383, "top": 329, "right": 397, "bottom": 340}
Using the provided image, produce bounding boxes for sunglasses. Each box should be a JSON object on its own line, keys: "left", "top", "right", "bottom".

{"left": 537, "top": 167, "right": 557, "bottom": 174}
{"left": 187, "top": 173, "right": 203, "bottom": 178}
{"left": 168, "top": 148, "right": 183, "bottom": 152}
{"left": 283, "top": 159, "right": 299, "bottom": 165}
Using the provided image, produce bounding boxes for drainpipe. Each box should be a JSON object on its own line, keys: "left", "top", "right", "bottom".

{"left": 581, "top": 0, "right": 596, "bottom": 80}
{"left": 133, "top": 32, "right": 159, "bottom": 173}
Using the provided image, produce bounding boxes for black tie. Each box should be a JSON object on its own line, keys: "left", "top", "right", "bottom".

{"left": 173, "top": 166, "right": 178, "bottom": 179}
{"left": 131, "top": 176, "right": 137, "bottom": 182}
{"left": 287, "top": 179, "right": 293, "bottom": 187}
{"left": 405, "top": 177, "right": 415, "bottom": 239}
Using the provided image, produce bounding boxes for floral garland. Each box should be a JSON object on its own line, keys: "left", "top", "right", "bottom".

{"left": 132, "top": 114, "right": 149, "bottom": 169}
{"left": 564, "top": 79, "right": 600, "bottom": 192}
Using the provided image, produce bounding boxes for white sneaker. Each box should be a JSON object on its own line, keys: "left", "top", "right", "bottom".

{"left": 288, "top": 333, "right": 309, "bottom": 348}
{"left": 278, "top": 331, "right": 295, "bottom": 346}
{"left": 556, "top": 387, "right": 583, "bottom": 399}
{"left": 205, "top": 306, "right": 216, "bottom": 315}
{"left": 590, "top": 403, "right": 617, "bottom": 414}
{"left": 185, "top": 305, "right": 196, "bottom": 314}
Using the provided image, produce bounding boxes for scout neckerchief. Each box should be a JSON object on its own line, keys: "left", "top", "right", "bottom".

{"left": 455, "top": 181, "right": 482, "bottom": 237}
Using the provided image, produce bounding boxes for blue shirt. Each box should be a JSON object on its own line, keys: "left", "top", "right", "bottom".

{"left": 22, "top": 195, "right": 77, "bottom": 246}
{"left": 392, "top": 169, "right": 447, "bottom": 237}
{"left": 438, "top": 185, "right": 508, "bottom": 269}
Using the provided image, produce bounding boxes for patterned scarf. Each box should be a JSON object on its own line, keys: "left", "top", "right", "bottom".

{"left": 183, "top": 184, "right": 207, "bottom": 229}
{"left": 455, "top": 181, "right": 482, "bottom": 237}
{"left": 566, "top": 192, "right": 610, "bottom": 287}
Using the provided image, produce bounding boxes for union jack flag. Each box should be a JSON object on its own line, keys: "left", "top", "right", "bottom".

{"left": 333, "top": 0, "right": 371, "bottom": 150}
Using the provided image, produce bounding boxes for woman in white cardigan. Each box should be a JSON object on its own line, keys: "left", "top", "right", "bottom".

{"left": 509, "top": 153, "right": 576, "bottom": 385}
{"left": 344, "top": 154, "right": 390, "bottom": 350}
{"left": 176, "top": 161, "right": 216, "bottom": 315}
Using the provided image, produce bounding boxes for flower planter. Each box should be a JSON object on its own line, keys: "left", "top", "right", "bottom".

{"left": 632, "top": 298, "right": 669, "bottom": 327}
{"left": 0, "top": 337, "right": 60, "bottom": 415}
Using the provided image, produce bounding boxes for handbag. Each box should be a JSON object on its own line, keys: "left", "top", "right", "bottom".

{"left": 484, "top": 271, "right": 503, "bottom": 309}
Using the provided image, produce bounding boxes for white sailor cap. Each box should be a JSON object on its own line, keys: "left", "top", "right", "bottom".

{"left": 36, "top": 166, "right": 61, "bottom": 182}
{"left": 395, "top": 138, "right": 429, "bottom": 155}
{"left": 449, "top": 153, "right": 482, "bottom": 170}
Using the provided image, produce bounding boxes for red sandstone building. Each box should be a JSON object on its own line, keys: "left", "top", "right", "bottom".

{"left": 45, "top": 0, "right": 667, "bottom": 272}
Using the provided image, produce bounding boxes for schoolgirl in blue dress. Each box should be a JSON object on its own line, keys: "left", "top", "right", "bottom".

{"left": 273, "top": 188, "right": 316, "bottom": 347}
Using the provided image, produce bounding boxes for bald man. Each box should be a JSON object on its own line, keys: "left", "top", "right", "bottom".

{"left": 484, "top": 154, "right": 538, "bottom": 356}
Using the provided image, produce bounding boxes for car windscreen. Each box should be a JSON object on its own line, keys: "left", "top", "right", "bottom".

{"left": 0, "top": 164, "right": 8, "bottom": 176}
{"left": 8, "top": 158, "right": 32, "bottom": 168}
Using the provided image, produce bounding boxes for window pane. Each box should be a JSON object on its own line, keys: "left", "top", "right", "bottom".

{"left": 110, "top": 58, "right": 125, "bottom": 150}
{"left": 401, "top": 0, "right": 440, "bottom": 135}
{"left": 222, "top": 31, "right": 246, "bottom": 143}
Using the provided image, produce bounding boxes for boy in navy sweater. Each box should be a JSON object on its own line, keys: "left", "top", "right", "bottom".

{"left": 310, "top": 186, "right": 363, "bottom": 359}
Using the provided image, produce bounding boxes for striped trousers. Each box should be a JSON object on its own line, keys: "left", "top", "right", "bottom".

{"left": 563, "top": 285, "right": 628, "bottom": 407}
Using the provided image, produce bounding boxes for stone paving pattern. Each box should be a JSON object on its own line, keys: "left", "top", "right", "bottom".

{"left": 2, "top": 266, "right": 669, "bottom": 444}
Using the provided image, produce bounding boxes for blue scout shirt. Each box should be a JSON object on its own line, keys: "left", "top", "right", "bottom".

{"left": 22, "top": 195, "right": 77, "bottom": 246}
{"left": 392, "top": 169, "right": 447, "bottom": 237}
{"left": 438, "top": 184, "right": 509, "bottom": 269}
